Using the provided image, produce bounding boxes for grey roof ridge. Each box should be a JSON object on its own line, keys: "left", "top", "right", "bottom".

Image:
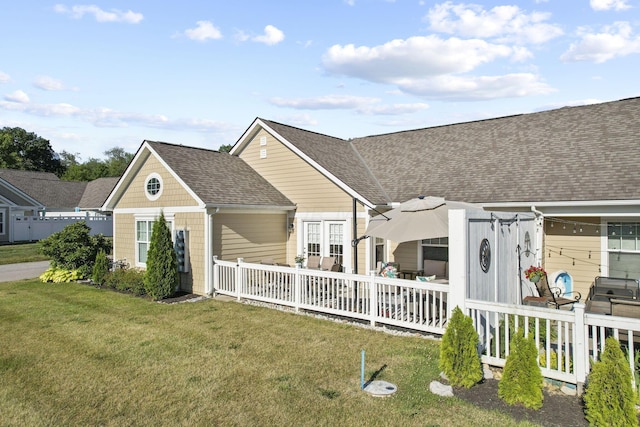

{"left": 346, "top": 139, "right": 393, "bottom": 206}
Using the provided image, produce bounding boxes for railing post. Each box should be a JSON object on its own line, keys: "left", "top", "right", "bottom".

{"left": 212, "top": 255, "right": 219, "bottom": 297}
{"left": 294, "top": 264, "right": 301, "bottom": 312}
{"left": 236, "top": 258, "right": 244, "bottom": 301}
{"left": 369, "top": 271, "right": 377, "bottom": 326}
{"left": 573, "top": 302, "right": 587, "bottom": 394}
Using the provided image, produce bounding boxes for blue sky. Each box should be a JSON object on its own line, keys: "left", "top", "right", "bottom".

{"left": 1, "top": 0, "right": 639, "bottom": 160}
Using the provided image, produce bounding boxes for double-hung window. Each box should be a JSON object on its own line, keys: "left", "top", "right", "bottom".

{"left": 136, "top": 217, "right": 173, "bottom": 266}
{"left": 607, "top": 222, "right": 640, "bottom": 281}
{"left": 0, "top": 209, "right": 4, "bottom": 235}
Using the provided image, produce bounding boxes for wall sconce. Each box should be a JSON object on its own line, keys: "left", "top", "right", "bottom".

{"left": 288, "top": 221, "right": 294, "bottom": 234}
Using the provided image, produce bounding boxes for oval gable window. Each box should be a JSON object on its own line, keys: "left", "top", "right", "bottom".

{"left": 145, "top": 173, "right": 163, "bottom": 201}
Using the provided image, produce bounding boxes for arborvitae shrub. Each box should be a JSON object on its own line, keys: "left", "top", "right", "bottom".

{"left": 584, "top": 336, "right": 638, "bottom": 427}
{"left": 143, "top": 212, "right": 178, "bottom": 300}
{"left": 498, "top": 330, "right": 544, "bottom": 409}
{"left": 439, "top": 306, "right": 483, "bottom": 388}
{"left": 92, "top": 249, "right": 109, "bottom": 286}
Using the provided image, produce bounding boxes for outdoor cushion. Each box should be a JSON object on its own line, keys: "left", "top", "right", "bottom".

{"left": 423, "top": 260, "right": 448, "bottom": 279}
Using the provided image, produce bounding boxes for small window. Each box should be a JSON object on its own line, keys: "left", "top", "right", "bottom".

{"left": 144, "top": 173, "right": 163, "bottom": 201}
{"left": 0, "top": 209, "right": 4, "bottom": 235}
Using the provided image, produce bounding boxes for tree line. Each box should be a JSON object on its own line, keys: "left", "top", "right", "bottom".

{"left": 0, "top": 126, "right": 134, "bottom": 181}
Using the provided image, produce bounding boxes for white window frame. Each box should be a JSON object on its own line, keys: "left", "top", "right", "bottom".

{"left": 302, "top": 220, "right": 346, "bottom": 264}
{"left": 0, "top": 209, "right": 5, "bottom": 235}
{"left": 605, "top": 220, "right": 640, "bottom": 280}
{"left": 144, "top": 173, "right": 163, "bottom": 201}
{"left": 134, "top": 214, "right": 173, "bottom": 267}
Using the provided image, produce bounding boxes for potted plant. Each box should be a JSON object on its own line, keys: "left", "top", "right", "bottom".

{"left": 295, "top": 254, "right": 305, "bottom": 268}
{"left": 524, "top": 265, "right": 546, "bottom": 283}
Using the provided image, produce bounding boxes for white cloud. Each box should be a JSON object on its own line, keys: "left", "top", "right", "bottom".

{"left": 183, "top": 21, "right": 223, "bottom": 41}
{"left": 0, "top": 97, "right": 230, "bottom": 132}
{"left": 561, "top": 21, "right": 640, "bottom": 63}
{"left": 321, "top": 35, "right": 553, "bottom": 100}
{"left": 425, "top": 2, "right": 563, "bottom": 44}
{"left": 0, "top": 71, "right": 10, "bottom": 84}
{"left": 393, "top": 73, "right": 554, "bottom": 100}
{"left": 323, "top": 35, "right": 515, "bottom": 82}
{"left": 590, "top": 0, "right": 631, "bottom": 11}
{"left": 252, "top": 25, "right": 285, "bottom": 45}
{"left": 270, "top": 94, "right": 379, "bottom": 110}
{"left": 4, "top": 90, "right": 30, "bottom": 103}
{"left": 269, "top": 94, "right": 429, "bottom": 115}
{"left": 33, "top": 76, "right": 65, "bottom": 91}
{"left": 54, "top": 4, "right": 143, "bottom": 23}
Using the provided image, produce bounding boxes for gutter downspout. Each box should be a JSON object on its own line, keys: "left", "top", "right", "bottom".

{"left": 353, "top": 198, "right": 358, "bottom": 274}
{"left": 205, "top": 207, "right": 220, "bottom": 296}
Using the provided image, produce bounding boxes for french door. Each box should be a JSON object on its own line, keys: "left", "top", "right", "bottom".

{"left": 304, "top": 221, "right": 344, "bottom": 265}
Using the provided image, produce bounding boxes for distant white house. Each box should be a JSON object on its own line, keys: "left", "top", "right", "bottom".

{"left": 0, "top": 169, "right": 116, "bottom": 243}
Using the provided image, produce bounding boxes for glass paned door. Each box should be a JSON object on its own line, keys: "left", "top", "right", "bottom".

{"left": 305, "top": 222, "right": 321, "bottom": 258}
{"left": 328, "top": 223, "right": 344, "bottom": 265}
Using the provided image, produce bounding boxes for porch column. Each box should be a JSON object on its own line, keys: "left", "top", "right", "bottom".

{"left": 448, "top": 209, "right": 467, "bottom": 316}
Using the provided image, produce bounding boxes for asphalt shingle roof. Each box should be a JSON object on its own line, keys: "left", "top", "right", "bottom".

{"left": 351, "top": 97, "right": 640, "bottom": 204}
{"left": 79, "top": 177, "right": 119, "bottom": 209}
{"left": 0, "top": 169, "right": 120, "bottom": 210}
{"left": 259, "top": 97, "right": 640, "bottom": 205}
{"left": 146, "top": 141, "right": 294, "bottom": 207}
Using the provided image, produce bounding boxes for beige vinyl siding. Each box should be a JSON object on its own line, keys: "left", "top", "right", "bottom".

{"left": 213, "top": 212, "right": 287, "bottom": 264}
{"left": 240, "top": 131, "right": 356, "bottom": 213}
{"left": 240, "top": 129, "right": 368, "bottom": 270}
{"left": 543, "top": 217, "right": 601, "bottom": 300}
{"left": 113, "top": 213, "right": 135, "bottom": 266}
{"left": 174, "top": 211, "right": 206, "bottom": 295}
{"left": 393, "top": 241, "right": 421, "bottom": 273}
{"left": 117, "top": 154, "right": 199, "bottom": 209}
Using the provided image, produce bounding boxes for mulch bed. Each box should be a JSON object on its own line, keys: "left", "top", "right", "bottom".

{"left": 453, "top": 378, "right": 588, "bottom": 426}
{"left": 159, "top": 291, "right": 203, "bottom": 304}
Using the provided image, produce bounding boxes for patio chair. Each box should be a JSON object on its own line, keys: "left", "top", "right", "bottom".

{"left": 320, "top": 256, "right": 335, "bottom": 270}
{"left": 306, "top": 255, "right": 321, "bottom": 269}
{"left": 534, "top": 273, "right": 581, "bottom": 309}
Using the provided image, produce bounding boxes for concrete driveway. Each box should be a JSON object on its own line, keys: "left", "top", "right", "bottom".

{"left": 0, "top": 261, "right": 50, "bottom": 282}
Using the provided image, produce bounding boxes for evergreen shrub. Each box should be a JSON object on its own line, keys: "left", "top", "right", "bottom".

{"left": 439, "top": 306, "right": 483, "bottom": 388}
{"left": 143, "top": 212, "right": 178, "bottom": 300}
{"left": 498, "top": 330, "right": 544, "bottom": 409}
{"left": 92, "top": 249, "right": 109, "bottom": 286}
{"left": 584, "top": 336, "right": 638, "bottom": 427}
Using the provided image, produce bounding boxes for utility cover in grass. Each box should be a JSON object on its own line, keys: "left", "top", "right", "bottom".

{"left": 364, "top": 380, "right": 397, "bottom": 397}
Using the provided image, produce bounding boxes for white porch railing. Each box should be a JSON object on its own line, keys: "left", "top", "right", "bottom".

{"left": 212, "top": 257, "right": 640, "bottom": 392}
{"left": 213, "top": 257, "right": 449, "bottom": 335}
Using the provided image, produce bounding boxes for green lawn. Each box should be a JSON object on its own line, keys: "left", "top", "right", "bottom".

{"left": 0, "top": 280, "right": 536, "bottom": 427}
{"left": 0, "top": 242, "right": 49, "bottom": 265}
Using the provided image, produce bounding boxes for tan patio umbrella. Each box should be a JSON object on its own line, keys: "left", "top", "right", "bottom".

{"left": 365, "top": 195, "right": 483, "bottom": 243}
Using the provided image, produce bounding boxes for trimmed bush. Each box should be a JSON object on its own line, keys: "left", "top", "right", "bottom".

{"left": 39, "top": 221, "right": 111, "bottom": 278}
{"left": 104, "top": 268, "right": 146, "bottom": 296}
{"left": 92, "top": 250, "right": 109, "bottom": 286}
{"left": 584, "top": 336, "right": 638, "bottom": 427}
{"left": 439, "top": 306, "right": 483, "bottom": 388}
{"left": 498, "top": 330, "right": 544, "bottom": 409}
{"left": 143, "top": 212, "right": 178, "bottom": 300}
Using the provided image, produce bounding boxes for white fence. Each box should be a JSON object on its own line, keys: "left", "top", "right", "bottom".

{"left": 10, "top": 214, "right": 113, "bottom": 242}
{"left": 213, "top": 257, "right": 449, "bottom": 335}
{"left": 213, "top": 257, "right": 640, "bottom": 392}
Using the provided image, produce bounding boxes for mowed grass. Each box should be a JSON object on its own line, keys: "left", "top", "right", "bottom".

{"left": 0, "top": 242, "right": 49, "bottom": 265}
{"left": 0, "top": 280, "right": 536, "bottom": 427}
